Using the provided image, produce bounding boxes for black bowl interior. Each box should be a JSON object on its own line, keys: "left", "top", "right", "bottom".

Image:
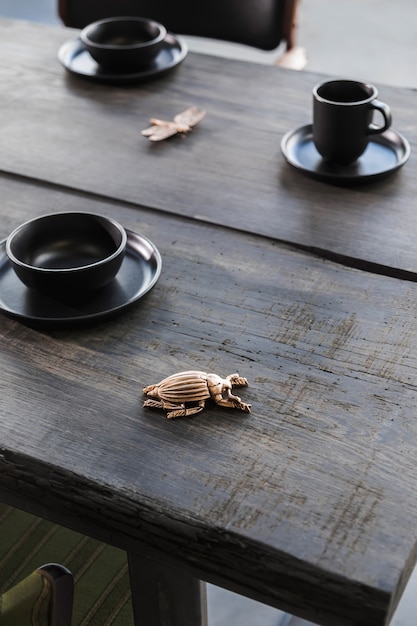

{"left": 86, "top": 19, "right": 162, "bottom": 48}
{"left": 10, "top": 214, "right": 122, "bottom": 270}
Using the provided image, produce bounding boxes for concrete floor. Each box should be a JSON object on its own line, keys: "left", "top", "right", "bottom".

{"left": 299, "top": 0, "right": 417, "bottom": 88}
{"left": 0, "top": 1, "right": 416, "bottom": 625}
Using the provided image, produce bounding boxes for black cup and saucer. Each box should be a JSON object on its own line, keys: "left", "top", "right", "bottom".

{"left": 58, "top": 16, "right": 188, "bottom": 84}
{"left": 0, "top": 212, "right": 162, "bottom": 327}
{"left": 281, "top": 79, "right": 411, "bottom": 184}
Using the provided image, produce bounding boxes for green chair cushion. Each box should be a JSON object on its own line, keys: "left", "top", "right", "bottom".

{"left": 0, "top": 569, "right": 51, "bottom": 626}
{"left": 0, "top": 503, "right": 133, "bottom": 625}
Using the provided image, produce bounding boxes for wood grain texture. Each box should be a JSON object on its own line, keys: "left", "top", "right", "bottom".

{"left": 0, "top": 176, "right": 417, "bottom": 625}
{"left": 0, "top": 20, "right": 416, "bottom": 277}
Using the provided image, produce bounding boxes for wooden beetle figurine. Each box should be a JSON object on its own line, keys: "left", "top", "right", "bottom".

{"left": 143, "top": 370, "right": 251, "bottom": 419}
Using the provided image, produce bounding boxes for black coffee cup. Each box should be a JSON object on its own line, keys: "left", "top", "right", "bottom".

{"left": 312, "top": 79, "right": 392, "bottom": 165}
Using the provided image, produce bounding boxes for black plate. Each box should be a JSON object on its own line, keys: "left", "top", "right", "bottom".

{"left": 281, "top": 123, "right": 410, "bottom": 184}
{"left": 0, "top": 229, "right": 162, "bottom": 327}
{"left": 58, "top": 33, "right": 188, "bottom": 84}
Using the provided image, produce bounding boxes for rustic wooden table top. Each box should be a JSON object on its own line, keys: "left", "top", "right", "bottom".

{"left": 0, "top": 18, "right": 417, "bottom": 626}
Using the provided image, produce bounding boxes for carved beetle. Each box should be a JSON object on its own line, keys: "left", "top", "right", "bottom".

{"left": 143, "top": 370, "right": 251, "bottom": 419}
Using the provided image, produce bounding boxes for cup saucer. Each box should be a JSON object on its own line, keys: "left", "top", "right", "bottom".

{"left": 0, "top": 229, "right": 162, "bottom": 327}
{"left": 281, "top": 123, "right": 410, "bottom": 184}
{"left": 58, "top": 32, "right": 188, "bottom": 84}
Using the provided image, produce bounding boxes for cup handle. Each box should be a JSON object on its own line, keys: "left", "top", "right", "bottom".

{"left": 368, "top": 100, "right": 392, "bottom": 135}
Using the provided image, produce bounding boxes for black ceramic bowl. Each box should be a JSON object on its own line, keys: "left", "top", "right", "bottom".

{"left": 80, "top": 16, "right": 167, "bottom": 70}
{"left": 6, "top": 212, "right": 127, "bottom": 295}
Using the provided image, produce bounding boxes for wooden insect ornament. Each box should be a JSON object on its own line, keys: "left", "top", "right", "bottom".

{"left": 143, "top": 370, "right": 251, "bottom": 418}
{"left": 141, "top": 106, "right": 206, "bottom": 141}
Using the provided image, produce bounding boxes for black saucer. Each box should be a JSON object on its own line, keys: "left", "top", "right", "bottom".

{"left": 0, "top": 229, "right": 162, "bottom": 327}
{"left": 58, "top": 33, "right": 188, "bottom": 84}
{"left": 281, "top": 123, "right": 410, "bottom": 184}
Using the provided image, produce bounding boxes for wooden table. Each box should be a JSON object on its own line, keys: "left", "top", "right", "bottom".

{"left": 1, "top": 18, "right": 417, "bottom": 626}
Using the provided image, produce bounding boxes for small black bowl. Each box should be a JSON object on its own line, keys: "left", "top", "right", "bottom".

{"left": 80, "top": 16, "right": 167, "bottom": 70}
{"left": 6, "top": 212, "right": 127, "bottom": 296}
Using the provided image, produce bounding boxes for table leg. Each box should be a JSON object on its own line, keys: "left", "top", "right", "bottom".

{"left": 128, "top": 552, "right": 208, "bottom": 626}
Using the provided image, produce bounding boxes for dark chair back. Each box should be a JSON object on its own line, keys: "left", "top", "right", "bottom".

{"left": 40, "top": 565, "right": 74, "bottom": 626}
{"left": 58, "top": 0, "right": 296, "bottom": 51}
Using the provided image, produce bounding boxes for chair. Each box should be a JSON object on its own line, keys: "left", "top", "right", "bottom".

{"left": 0, "top": 563, "right": 73, "bottom": 626}
{"left": 0, "top": 503, "right": 133, "bottom": 625}
{"left": 57, "top": 0, "right": 307, "bottom": 69}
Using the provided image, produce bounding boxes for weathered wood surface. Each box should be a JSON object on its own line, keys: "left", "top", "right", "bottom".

{"left": 0, "top": 176, "right": 417, "bottom": 625}
{"left": 0, "top": 20, "right": 417, "bottom": 276}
